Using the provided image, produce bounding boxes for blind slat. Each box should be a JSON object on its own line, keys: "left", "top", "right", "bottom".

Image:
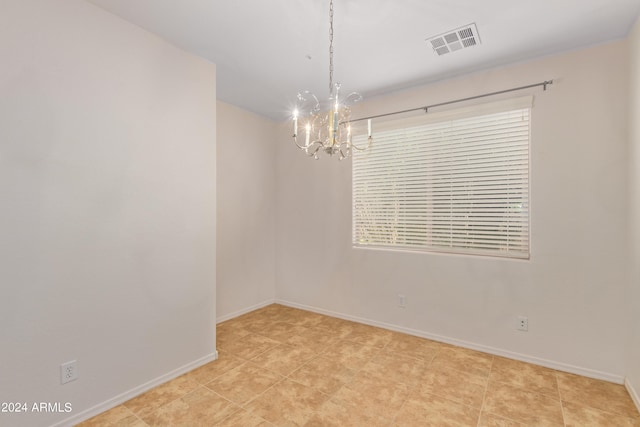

{"left": 353, "top": 106, "right": 530, "bottom": 259}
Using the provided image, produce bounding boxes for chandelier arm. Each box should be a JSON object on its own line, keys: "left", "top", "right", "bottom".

{"left": 294, "top": 136, "right": 313, "bottom": 150}
{"left": 303, "top": 141, "right": 323, "bottom": 156}
{"left": 350, "top": 136, "right": 373, "bottom": 151}
{"left": 307, "top": 143, "right": 323, "bottom": 160}
{"left": 338, "top": 143, "right": 350, "bottom": 160}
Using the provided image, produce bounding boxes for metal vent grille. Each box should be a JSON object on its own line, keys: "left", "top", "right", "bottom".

{"left": 426, "top": 23, "right": 481, "bottom": 56}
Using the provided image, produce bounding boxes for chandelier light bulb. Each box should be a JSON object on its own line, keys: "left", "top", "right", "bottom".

{"left": 293, "top": 109, "right": 298, "bottom": 135}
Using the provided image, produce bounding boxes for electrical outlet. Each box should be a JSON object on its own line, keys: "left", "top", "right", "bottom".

{"left": 517, "top": 316, "right": 528, "bottom": 332}
{"left": 398, "top": 294, "right": 406, "bottom": 308}
{"left": 60, "top": 360, "right": 78, "bottom": 384}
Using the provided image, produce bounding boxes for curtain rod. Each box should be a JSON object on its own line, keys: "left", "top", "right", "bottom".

{"left": 347, "top": 80, "right": 553, "bottom": 124}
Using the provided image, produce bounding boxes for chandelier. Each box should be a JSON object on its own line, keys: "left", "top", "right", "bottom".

{"left": 292, "top": 0, "right": 372, "bottom": 160}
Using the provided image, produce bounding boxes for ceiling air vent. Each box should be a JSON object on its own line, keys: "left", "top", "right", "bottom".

{"left": 426, "top": 23, "right": 481, "bottom": 56}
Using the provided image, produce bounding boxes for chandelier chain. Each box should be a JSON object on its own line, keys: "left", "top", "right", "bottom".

{"left": 329, "top": 0, "right": 334, "bottom": 93}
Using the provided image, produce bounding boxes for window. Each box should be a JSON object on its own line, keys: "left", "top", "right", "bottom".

{"left": 352, "top": 97, "right": 531, "bottom": 259}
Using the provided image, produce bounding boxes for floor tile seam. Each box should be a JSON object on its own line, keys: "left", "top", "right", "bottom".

{"left": 387, "top": 386, "right": 413, "bottom": 427}
{"left": 478, "top": 409, "right": 536, "bottom": 426}
{"left": 482, "top": 385, "right": 566, "bottom": 427}
{"left": 242, "top": 329, "right": 298, "bottom": 342}
{"left": 316, "top": 357, "right": 377, "bottom": 401}
{"left": 477, "top": 354, "right": 494, "bottom": 427}
{"left": 201, "top": 382, "right": 248, "bottom": 412}
{"left": 424, "top": 346, "right": 441, "bottom": 366}
{"left": 282, "top": 371, "right": 330, "bottom": 394}
{"left": 358, "top": 358, "right": 427, "bottom": 389}
{"left": 249, "top": 351, "right": 319, "bottom": 377}
{"left": 204, "top": 369, "right": 285, "bottom": 408}
{"left": 216, "top": 329, "right": 253, "bottom": 342}
{"left": 295, "top": 340, "right": 328, "bottom": 355}
{"left": 559, "top": 396, "right": 640, "bottom": 420}
{"left": 325, "top": 393, "right": 398, "bottom": 425}
{"left": 135, "top": 383, "right": 238, "bottom": 422}
{"left": 330, "top": 348, "right": 384, "bottom": 368}
{"left": 277, "top": 339, "right": 333, "bottom": 356}
{"left": 246, "top": 340, "right": 307, "bottom": 356}
{"left": 331, "top": 372, "right": 418, "bottom": 425}
{"left": 243, "top": 360, "right": 288, "bottom": 381}
{"left": 557, "top": 383, "right": 639, "bottom": 407}
{"left": 282, "top": 353, "right": 336, "bottom": 384}
{"left": 412, "top": 389, "right": 483, "bottom": 420}
{"left": 559, "top": 398, "right": 571, "bottom": 427}
{"left": 217, "top": 319, "right": 252, "bottom": 329}
{"left": 377, "top": 341, "right": 439, "bottom": 363}
{"left": 236, "top": 343, "right": 282, "bottom": 362}
{"left": 120, "top": 402, "right": 138, "bottom": 419}
{"left": 390, "top": 376, "right": 422, "bottom": 419}
{"left": 430, "top": 357, "right": 494, "bottom": 377}
{"left": 240, "top": 380, "right": 331, "bottom": 427}
{"left": 222, "top": 331, "right": 281, "bottom": 347}
{"left": 343, "top": 326, "right": 394, "bottom": 337}
{"left": 81, "top": 408, "right": 144, "bottom": 427}
{"left": 124, "top": 391, "right": 195, "bottom": 423}
{"left": 553, "top": 369, "right": 639, "bottom": 416}
{"left": 425, "top": 368, "right": 491, "bottom": 387}
{"left": 416, "top": 377, "right": 485, "bottom": 412}
{"left": 553, "top": 370, "right": 575, "bottom": 405}
{"left": 355, "top": 369, "right": 420, "bottom": 393}
{"left": 423, "top": 360, "right": 492, "bottom": 385}
{"left": 337, "top": 336, "right": 387, "bottom": 349}
{"left": 127, "top": 407, "right": 151, "bottom": 427}
{"left": 485, "top": 375, "right": 565, "bottom": 408}
{"left": 286, "top": 353, "right": 370, "bottom": 394}
{"left": 438, "top": 344, "right": 496, "bottom": 359}
{"left": 484, "top": 375, "right": 562, "bottom": 399}
{"left": 364, "top": 342, "right": 415, "bottom": 360}
{"left": 238, "top": 375, "right": 289, "bottom": 411}
{"left": 307, "top": 323, "right": 338, "bottom": 333}
{"left": 209, "top": 401, "right": 249, "bottom": 426}
{"left": 212, "top": 404, "right": 267, "bottom": 426}
{"left": 194, "top": 367, "right": 244, "bottom": 388}
{"left": 127, "top": 391, "right": 190, "bottom": 424}
{"left": 341, "top": 345, "right": 387, "bottom": 383}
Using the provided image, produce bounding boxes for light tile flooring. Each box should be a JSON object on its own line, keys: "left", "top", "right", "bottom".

{"left": 78, "top": 304, "right": 640, "bottom": 426}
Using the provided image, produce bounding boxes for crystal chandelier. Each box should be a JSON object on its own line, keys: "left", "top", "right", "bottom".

{"left": 292, "top": 0, "right": 372, "bottom": 160}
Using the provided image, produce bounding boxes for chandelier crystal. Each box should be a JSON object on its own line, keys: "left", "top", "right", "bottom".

{"left": 292, "top": 0, "right": 372, "bottom": 160}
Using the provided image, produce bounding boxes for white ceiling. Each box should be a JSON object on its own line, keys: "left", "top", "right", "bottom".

{"left": 87, "top": 0, "right": 640, "bottom": 120}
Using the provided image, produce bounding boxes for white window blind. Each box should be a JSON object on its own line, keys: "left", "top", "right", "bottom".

{"left": 352, "top": 98, "right": 531, "bottom": 259}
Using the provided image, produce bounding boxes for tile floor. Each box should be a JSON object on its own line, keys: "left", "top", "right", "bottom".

{"left": 78, "top": 304, "right": 640, "bottom": 426}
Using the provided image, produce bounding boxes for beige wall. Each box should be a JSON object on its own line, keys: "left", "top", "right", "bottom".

{"left": 276, "top": 41, "right": 630, "bottom": 381}
{"left": 627, "top": 15, "right": 640, "bottom": 406}
{"left": 0, "top": 1, "right": 217, "bottom": 426}
{"left": 217, "top": 102, "right": 277, "bottom": 320}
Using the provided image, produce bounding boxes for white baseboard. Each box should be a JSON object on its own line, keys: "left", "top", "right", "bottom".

{"left": 216, "top": 299, "right": 276, "bottom": 323}
{"left": 52, "top": 351, "right": 218, "bottom": 427}
{"left": 626, "top": 378, "right": 640, "bottom": 412}
{"left": 276, "top": 299, "right": 625, "bottom": 385}
{"left": 55, "top": 298, "right": 276, "bottom": 427}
